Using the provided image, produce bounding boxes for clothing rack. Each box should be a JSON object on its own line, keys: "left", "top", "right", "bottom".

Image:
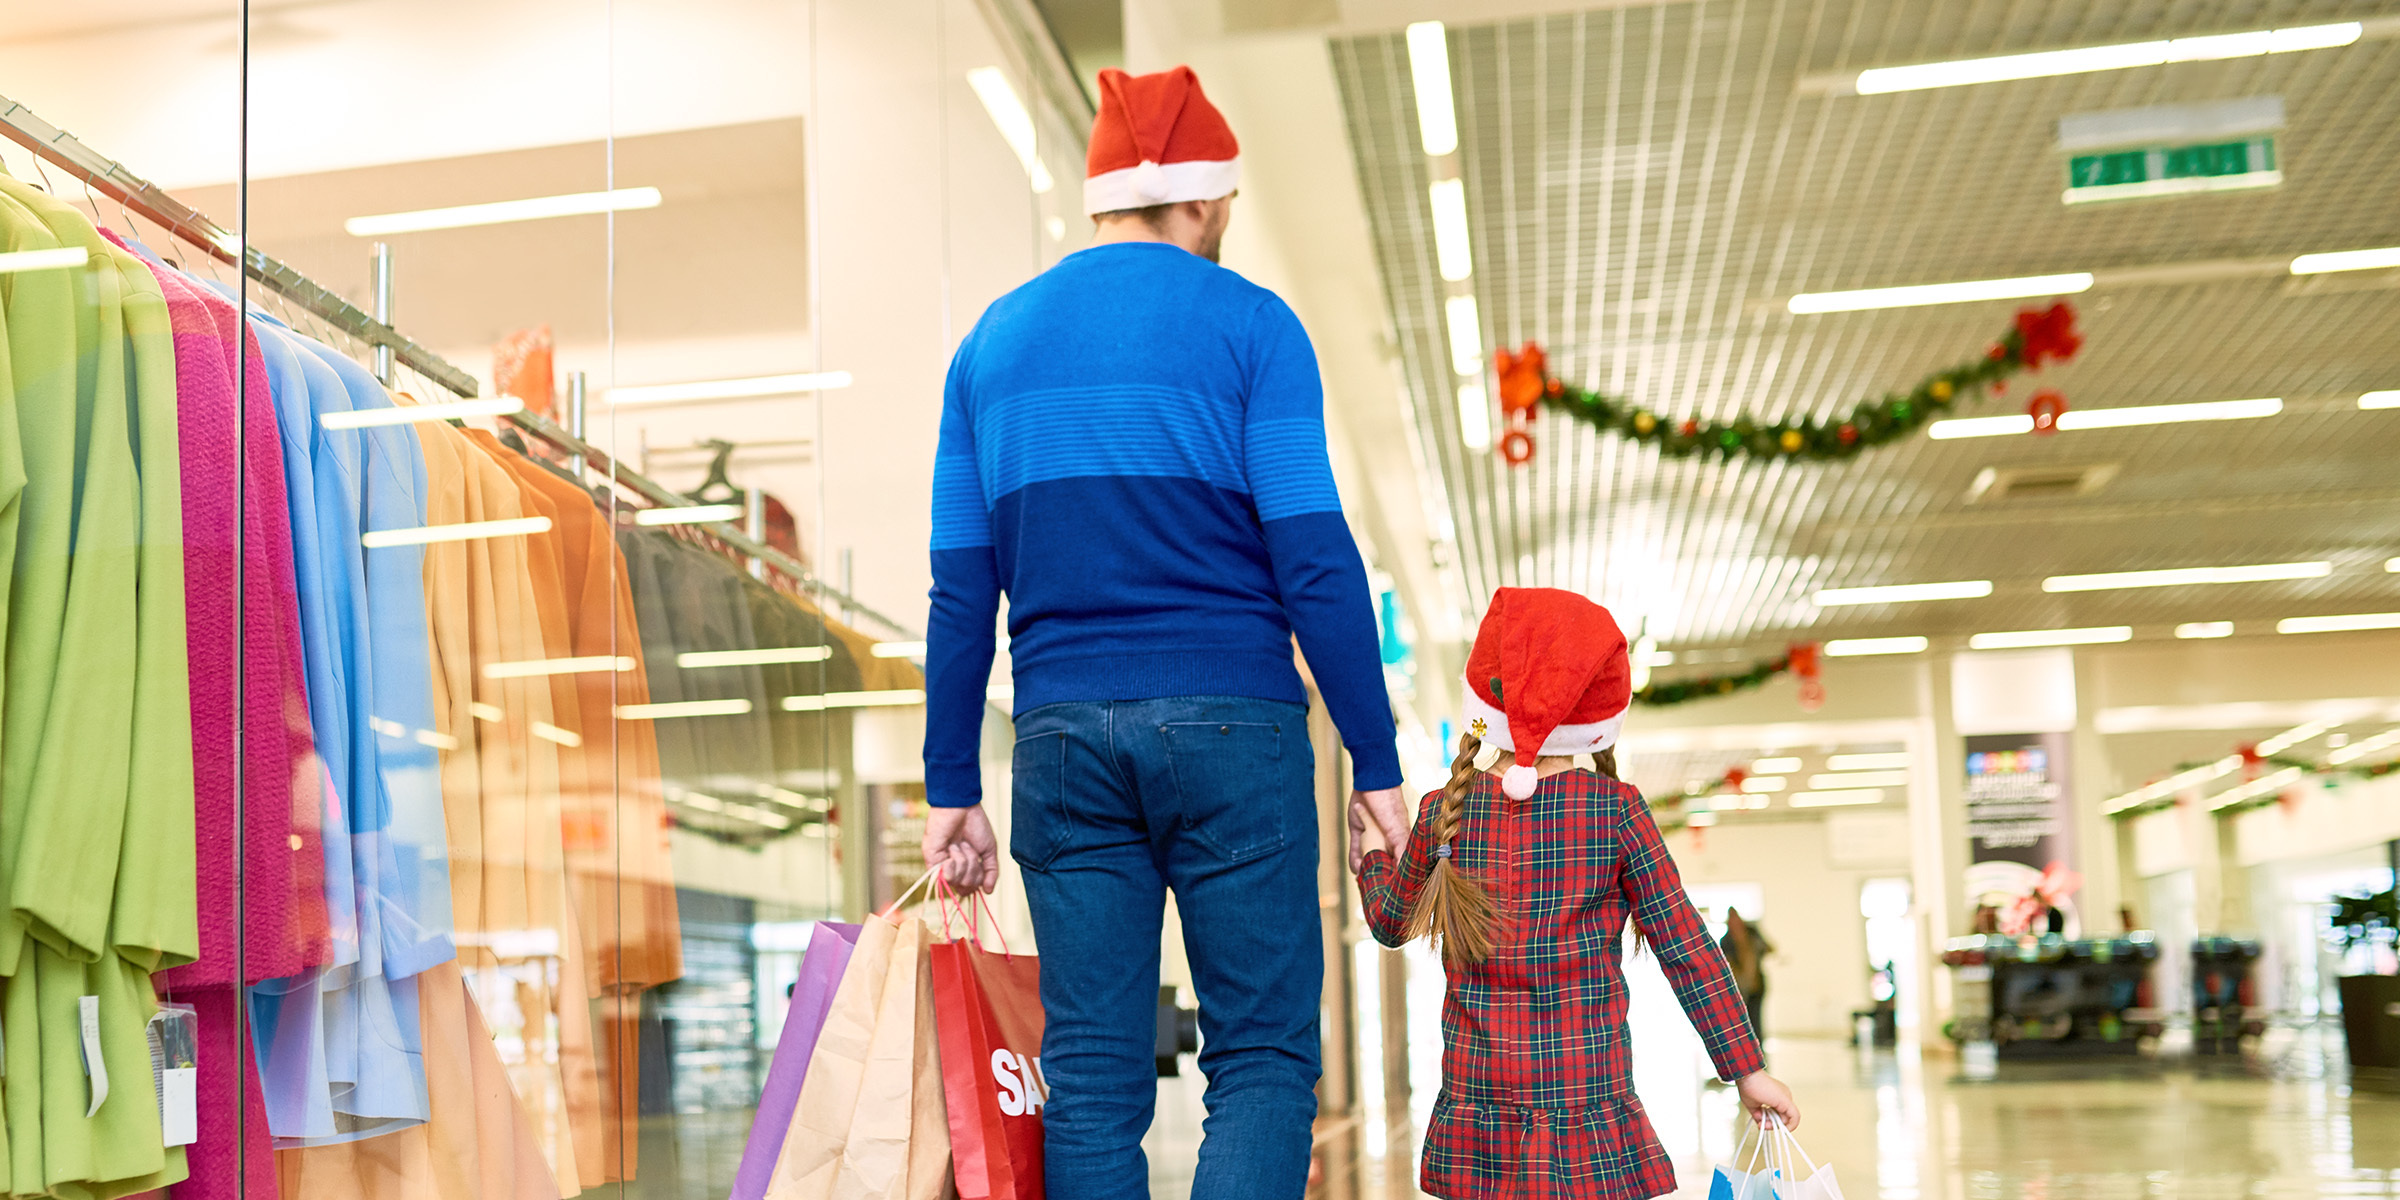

{"left": 0, "top": 89, "right": 919, "bottom": 641}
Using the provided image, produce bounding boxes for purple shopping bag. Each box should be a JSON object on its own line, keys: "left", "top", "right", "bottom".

{"left": 731, "top": 921, "right": 863, "bottom": 1200}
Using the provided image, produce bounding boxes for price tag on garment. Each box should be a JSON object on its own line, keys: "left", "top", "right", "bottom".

{"left": 79, "top": 994, "right": 107, "bottom": 1118}
{"left": 147, "top": 1004, "right": 199, "bottom": 1147}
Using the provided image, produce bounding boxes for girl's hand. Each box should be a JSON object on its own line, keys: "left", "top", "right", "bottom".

{"left": 1735, "top": 1070, "right": 1798, "bottom": 1130}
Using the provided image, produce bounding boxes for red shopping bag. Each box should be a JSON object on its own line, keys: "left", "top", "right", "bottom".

{"left": 930, "top": 885, "right": 1046, "bottom": 1200}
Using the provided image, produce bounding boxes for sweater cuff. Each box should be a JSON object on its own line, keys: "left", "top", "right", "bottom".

{"left": 1348, "top": 741, "right": 1404, "bottom": 792}
{"left": 926, "top": 760, "right": 985, "bottom": 809}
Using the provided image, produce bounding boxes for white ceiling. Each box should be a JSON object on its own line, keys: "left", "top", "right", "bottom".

{"left": 1332, "top": 1, "right": 2400, "bottom": 657}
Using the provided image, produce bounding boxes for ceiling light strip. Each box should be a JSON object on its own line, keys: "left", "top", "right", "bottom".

{"left": 2042, "top": 561, "right": 2329, "bottom": 592}
{"left": 1826, "top": 752, "right": 1910, "bottom": 772}
{"left": 1967, "top": 626, "right": 2132, "bottom": 650}
{"left": 2278, "top": 612, "right": 2400, "bottom": 634}
{"left": 1823, "top": 636, "right": 1930, "bottom": 657}
{"left": 966, "top": 67, "right": 1054, "bottom": 194}
{"left": 676, "top": 646, "right": 834, "bottom": 669}
{"left": 1788, "top": 272, "right": 2091, "bottom": 314}
{"left": 871, "top": 641, "right": 928, "bottom": 659}
{"left": 607, "top": 371, "right": 854, "bottom": 407}
{"left": 1847, "top": 22, "right": 2361, "bottom": 96}
{"left": 2104, "top": 752, "right": 2243, "bottom": 813}
{"left": 2207, "top": 766, "right": 2306, "bottom": 812}
{"left": 2328, "top": 728, "right": 2400, "bottom": 765}
{"left": 1428, "top": 179, "right": 1474, "bottom": 281}
{"left": 634, "top": 504, "right": 747, "bottom": 527}
{"left": 782, "top": 689, "right": 928, "bottom": 712}
{"left": 322, "top": 396, "right": 526, "bottom": 429}
{"left": 1790, "top": 789, "right": 1884, "bottom": 808}
{"left": 616, "top": 698, "right": 755, "bottom": 720}
{"left": 363, "top": 516, "right": 550, "bottom": 548}
{"left": 1405, "top": 22, "right": 1458, "bottom": 156}
{"left": 2290, "top": 246, "right": 2400, "bottom": 275}
{"left": 483, "top": 655, "right": 634, "bottom": 680}
{"left": 1931, "top": 397, "right": 2281, "bottom": 439}
{"left": 1813, "top": 580, "right": 1991, "bottom": 607}
{"left": 346, "top": 187, "right": 662, "bottom": 236}
{"left": 0, "top": 246, "right": 89, "bottom": 274}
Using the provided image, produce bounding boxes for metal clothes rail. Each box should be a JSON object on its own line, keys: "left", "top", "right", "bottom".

{"left": 0, "top": 90, "right": 919, "bottom": 641}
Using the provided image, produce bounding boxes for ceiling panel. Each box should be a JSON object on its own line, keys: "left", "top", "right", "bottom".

{"left": 1331, "top": 1, "right": 2400, "bottom": 655}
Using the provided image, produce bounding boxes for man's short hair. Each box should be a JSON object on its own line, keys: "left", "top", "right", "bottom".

{"left": 1093, "top": 202, "right": 1176, "bottom": 230}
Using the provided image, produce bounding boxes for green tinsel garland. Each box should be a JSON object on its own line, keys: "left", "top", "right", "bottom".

{"left": 1634, "top": 652, "right": 1794, "bottom": 707}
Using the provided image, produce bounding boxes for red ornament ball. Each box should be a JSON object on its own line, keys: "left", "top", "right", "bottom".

{"left": 1837, "top": 423, "right": 1859, "bottom": 445}
{"left": 1679, "top": 419, "right": 1700, "bottom": 437}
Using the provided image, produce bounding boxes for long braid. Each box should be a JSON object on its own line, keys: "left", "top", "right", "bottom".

{"left": 1402, "top": 732, "right": 1501, "bottom": 965}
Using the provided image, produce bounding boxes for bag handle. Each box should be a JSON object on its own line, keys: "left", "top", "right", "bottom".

{"left": 1771, "top": 1115, "right": 1820, "bottom": 1178}
{"left": 881, "top": 865, "right": 941, "bottom": 919}
{"left": 1734, "top": 1113, "right": 1772, "bottom": 1197}
{"left": 930, "top": 875, "right": 1016, "bottom": 956}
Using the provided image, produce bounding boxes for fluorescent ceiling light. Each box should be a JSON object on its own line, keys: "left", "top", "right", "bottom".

{"left": 2207, "top": 766, "right": 2306, "bottom": 812}
{"left": 1968, "top": 625, "right": 2132, "bottom": 649}
{"left": 2277, "top": 612, "right": 2400, "bottom": 635}
{"left": 1787, "top": 272, "right": 2091, "bottom": 314}
{"left": 1709, "top": 794, "right": 1770, "bottom": 811}
{"left": 615, "top": 698, "right": 754, "bottom": 720}
{"left": 1852, "top": 22, "right": 2361, "bottom": 95}
{"left": 2329, "top": 727, "right": 2400, "bottom": 765}
{"left": 1444, "top": 295, "right": 1483, "bottom": 375}
{"left": 1929, "top": 415, "right": 2037, "bottom": 439}
{"left": 2043, "top": 561, "right": 2330, "bottom": 592}
{"left": 635, "top": 504, "right": 747, "bottom": 527}
{"left": 2175, "top": 621, "right": 2235, "bottom": 639}
{"left": 322, "top": 395, "right": 525, "bottom": 429}
{"left": 1456, "top": 382, "right": 1492, "bottom": 451}
{"left": 1931, "top": 397, "right": 2282, "bottom": 438}
{"left": 1791, "top": 789, "right": 1884, "bottom": 808}
{"left": 1809, "top": 770, "right": 1909, "bottom": 789}
{"left": 414, "top": 729, "right": 458, "bottom": 751}
{"left": 1405, "top": 21, "right": 1458, "bottom": 156}
{"left": 677, "top": 646, "right": 834, "bottom": 669}
{"left": 1686, "top": 812, "right": 1718, "bottom": 827}
{"left": 469, "top": 701, "right": 504, "bottom": 723}
{"left": 1750, "top": 757, "right": 1803, "bottom": 774}
{"left": 965, "top": 67, "right": 1055, "bottom": 194}
{"left": 1823, "top": 636, "right": 1930, "bottom": 657}
{"left": 1813, "top": 580, "right": 1991, "bottom": 607}
{"left": 2362, "top": 391, "right": 2400, "bottom": 410}
{"left": 1739, "top": 776, "right": 1787, "bottom": 793}
{"left": 2389, "top": 558, "right": 2400, "bottom": 573}
{"left": 1428, "top": 179, "right": 1473, "bottom": 281}
{"left": 872, "top": 641, "right": 928, "bottom": 659}
{"left": 782, "top": 689, "right": 928, "bottom": 712}
{"left": 2104, "top": 752, "right": 2243, "bottom": 813}
{"left": 531, "top": 721, "right": 582, "bottom": 748}
{"left": 1826, "top": 752, "right": 1910, "bottom": 772}
{"left": 0, "top": 246, "right": 90, "bottom": 274}
{"left": 607, "top": 371, "right": 853, "bottom": 407}
{"left": 2256, "top": 718, "right": 2340, "bottom": 756}
{"left": 2290, "top": 246, "right": 2400, "bottom": 275}
{"left": 346, "top": 187, "right": 661, "bottom": 236}
{"left": 363, "top": 516, "right": 549, "bottom": 548}
{"left": 483, "top": 655, "right": 633, "bottom": 679}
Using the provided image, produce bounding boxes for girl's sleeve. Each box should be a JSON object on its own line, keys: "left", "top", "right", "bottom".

{"left": 1618, "top": 792, "right": 1766, "bottom": 1081}
{"left": 1358, "top": 790, "right": 1443, "bottom": 948}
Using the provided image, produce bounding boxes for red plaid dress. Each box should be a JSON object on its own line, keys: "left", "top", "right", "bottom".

{"left": 1360, "top": 768, "right": 1764, "bottom": 1200}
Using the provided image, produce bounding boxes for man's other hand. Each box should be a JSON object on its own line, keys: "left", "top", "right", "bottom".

{"left": 1353, "top": 786, "right": 1409, "bottom": 867}
{"left": 923, "top": 804, "right": 1001, "bottom": 894}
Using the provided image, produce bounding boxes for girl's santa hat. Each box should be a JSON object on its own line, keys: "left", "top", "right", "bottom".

{"left": 1461, "top": 588, "right": 1632, "bottom": 801}
{"left": 1084, "top": 66, "right": 1240, "bottom": 216}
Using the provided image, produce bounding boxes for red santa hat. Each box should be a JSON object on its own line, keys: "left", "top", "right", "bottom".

{"left": 1460, "top": 588, "right": 1632, "bottom": 801}
{"left": 1084, "top": 66, "right": 1241, "bottom": 216}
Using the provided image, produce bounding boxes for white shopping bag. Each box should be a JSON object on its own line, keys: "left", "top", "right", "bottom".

{"left": 1771, "top": 1116, "right": 1845, "bottom": 1200}
{"left": 1706, "top": 1117, "right": 1784, "bottom": 1200}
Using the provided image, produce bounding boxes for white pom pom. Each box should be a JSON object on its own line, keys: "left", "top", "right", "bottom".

{"left": 1130, "top": 160, "right": 1169, "bottom": 203}
{"left": 1502, "top": 764, "right": 1539, "bottom": 800}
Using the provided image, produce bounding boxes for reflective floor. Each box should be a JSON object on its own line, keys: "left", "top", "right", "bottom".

{"left": 1139, "top": 1025, "right": 2400, "bottom": 1199}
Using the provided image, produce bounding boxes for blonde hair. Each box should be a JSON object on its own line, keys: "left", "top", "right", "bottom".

{"left": 1401, "top": 734, "right": 1623, "bottom": 966}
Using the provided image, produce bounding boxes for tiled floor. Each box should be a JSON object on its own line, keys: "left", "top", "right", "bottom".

{"left": 1146, "top": 1026, "right": 2400, "bottom": 1199}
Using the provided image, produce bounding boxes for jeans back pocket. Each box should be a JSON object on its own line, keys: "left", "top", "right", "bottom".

{"left": 1009, "top": 730, "right": 1072, "bottom": 871}
{"left": 1159, "top": 720, "right": 1290, "bottom": 864}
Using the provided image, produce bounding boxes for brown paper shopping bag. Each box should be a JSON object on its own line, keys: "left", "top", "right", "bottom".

{"left": 766, "top": 915, "right": 900, "bottom": 1200}
{"left": 835, "top": 912, "right": 955, "bottom": 1200}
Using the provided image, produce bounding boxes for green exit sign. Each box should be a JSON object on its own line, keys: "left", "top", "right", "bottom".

{"left": 2065, "top": 137, "right": 2278, "bottom": 204}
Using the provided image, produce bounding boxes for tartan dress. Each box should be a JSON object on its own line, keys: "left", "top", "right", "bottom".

{"left": 1360, "top": 768, "right": 1764, "bottom": 1200}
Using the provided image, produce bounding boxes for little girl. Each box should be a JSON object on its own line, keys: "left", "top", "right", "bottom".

{"left": 1358, "top": 588, "right": 1799, "bottom": 1200}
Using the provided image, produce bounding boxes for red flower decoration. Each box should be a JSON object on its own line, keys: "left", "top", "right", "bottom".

{"left": 1495, "top": 343, "right": 1550, "bottom": 415}
{"left": 1722, "top": 767, "right": 1749, "bottom": 790}
{"left": 1678, "top": 419, "right": 1700, "bottom": 437}
{"left": 1836, "top": 423, "right": 1859, "bottom": 446}
{"left": 2027, "top": 389, "right": 2067, "bottom": 435}
{"left": 2014, "top": 302, "right": 2083, "bottom": 370}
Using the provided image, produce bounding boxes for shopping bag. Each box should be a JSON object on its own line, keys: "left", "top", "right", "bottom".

{"left": 1707, "top": 1115, "right": 1785, "bottom": 1200}
{"left": 931, "top": 885, "right": 1045, "bottom": 1200}
{"left": 735, "top": 922, "right": 863, "bottom": 1200}
{"left": 767, "top": 917, "right": 900, "bottom": 1200}
{"left": 1770, "top": 1118, "right": 1844, "bottom": 1200}
{"left": 833, "top": 871, "right": 951, "bottom": 1200}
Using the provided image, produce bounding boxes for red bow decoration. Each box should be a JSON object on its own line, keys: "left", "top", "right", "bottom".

{"left": 2237, "top": 743, "right": 2264, "bottom": 780}
{"left": 1721, "top": 767, "right": 1748, "bottom": 791}
{"left": 1999, "top": 860, "right": 2082, "bottom": 936}
{"left": 2027, "top": 389, "right": 2068, "bottom": 435}
{"left": 1789, "top": 642, "right": 1825, "bottom": 712}
{"left": 2014, "top": 302, "right": 2083, "bottom": 370}
{"left": 1494, "top": 343, "right": 1548, "bottom": 465}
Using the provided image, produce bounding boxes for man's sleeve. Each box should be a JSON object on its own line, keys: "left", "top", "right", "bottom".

{"left": 923, "top": 344, "right": 1003, "bottom": 808}
{"left": 1242, "top": 297, "right": 1402, "bottom": 791}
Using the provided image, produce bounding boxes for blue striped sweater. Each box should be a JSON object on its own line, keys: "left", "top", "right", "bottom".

{"left": 923, "top": 241, "right": 1401, "bottom": 806}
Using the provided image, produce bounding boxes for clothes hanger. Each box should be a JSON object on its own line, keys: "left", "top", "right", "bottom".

{"left": 687, "top": 438, "right": 745, "bottom": 506}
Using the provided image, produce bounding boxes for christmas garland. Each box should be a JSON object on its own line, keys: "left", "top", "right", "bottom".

{"left": 2107, "top": 750, "right": 2400, "bottom": 819}
{"left": 1634, "top": 643, "right": 1822, "bottom": 709}
{"left": 1491, "top": 302, "right": 2084, "bottom": 465}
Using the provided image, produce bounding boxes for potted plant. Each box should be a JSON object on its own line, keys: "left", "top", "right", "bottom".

{"left": 2331, "top": 886, "right": 2400, "bottom": 1072}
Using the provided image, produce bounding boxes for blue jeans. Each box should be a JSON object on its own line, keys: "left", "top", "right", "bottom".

{"left": 1010, "top": 696, "right": 1322, "bottom": 1200}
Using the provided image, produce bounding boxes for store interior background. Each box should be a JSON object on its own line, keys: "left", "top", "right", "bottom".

{"left": 4, "top": 0, "right": 2399, "bottom": 1196}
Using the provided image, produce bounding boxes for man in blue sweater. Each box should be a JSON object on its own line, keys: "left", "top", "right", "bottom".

{"left": 919, "top": 66, "right": 1408, "bottom": 1198}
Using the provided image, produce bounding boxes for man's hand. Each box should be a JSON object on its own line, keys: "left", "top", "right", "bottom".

{"left": 1351, "top": 786, "right": 1410, "bottom": 870}
{"left": 922, "top": 804, "right": 1000, "bottom": 894}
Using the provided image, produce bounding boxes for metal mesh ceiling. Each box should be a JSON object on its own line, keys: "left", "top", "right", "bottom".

{"left": 1331, "top": 1, "right": 2400, "bottom": 654}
